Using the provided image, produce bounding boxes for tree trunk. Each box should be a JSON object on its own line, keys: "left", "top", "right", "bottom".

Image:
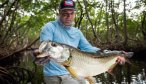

{"left": 105, "top": 0, "right": 109, "bottom": 43}
{"left": 83, "top": 0, "right": 97, "bottom": 38}
{"left": 123, "top": 0, "right": 128, "bottom": 46}
{"left": 110, "top": 0, "right": 120, "bottom": 43}
{"left": 141, "top": 11, "right": 146, "bottom": 40}
{"left": 75, "top": 0, "right": 84, "bottom": 29}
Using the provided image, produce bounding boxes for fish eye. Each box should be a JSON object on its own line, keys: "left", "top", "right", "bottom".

{"left": 51, "top": 43, "right": 57, "bottom": 47}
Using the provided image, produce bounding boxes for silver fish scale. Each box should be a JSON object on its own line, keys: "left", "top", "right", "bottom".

{"left": 68, "top": 49, "right": 119, "bottom": 77}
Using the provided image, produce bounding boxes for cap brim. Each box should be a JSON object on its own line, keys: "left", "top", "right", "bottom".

{"left": 60, "top": 8, "right": 76, "bottom": 11}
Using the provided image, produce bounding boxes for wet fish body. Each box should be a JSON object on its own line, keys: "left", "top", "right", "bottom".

{"left": 36, "top": 41, "right": 133, "bottom": 77}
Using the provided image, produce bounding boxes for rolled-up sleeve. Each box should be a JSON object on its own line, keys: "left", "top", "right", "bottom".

{"left": 78, "top": 31, "right": 100, "bottom": 53}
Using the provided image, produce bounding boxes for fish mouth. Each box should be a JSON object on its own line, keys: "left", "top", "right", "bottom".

{"left": 36, "top": 52, "right": 50, "bottom": 58}
{"left": 35, "top": 56, "right": 51, "bottom": 65}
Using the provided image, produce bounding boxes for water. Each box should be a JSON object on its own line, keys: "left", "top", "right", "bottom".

{"left": 94, "top": 59, "right": 146, "bottom": 84}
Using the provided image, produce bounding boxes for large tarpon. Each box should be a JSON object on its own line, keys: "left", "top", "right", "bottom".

{"left": 35, "top": 41, "right": 133, "bottom": 83}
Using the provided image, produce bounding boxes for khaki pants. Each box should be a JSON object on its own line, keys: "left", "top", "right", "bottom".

{"left": 44, "top": 74, "right": 86, "bottom": 84}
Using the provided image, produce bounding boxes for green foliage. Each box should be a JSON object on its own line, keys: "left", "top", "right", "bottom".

{"left": 1, "top": 0, "right": 146, "bottom": 83}
{"left": 0, "top": 0, "right": 145, "bottom": 48}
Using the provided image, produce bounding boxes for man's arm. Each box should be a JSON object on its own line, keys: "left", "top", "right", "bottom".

{"left": 78, "top": 32, "right": 126, "bottom": 65}
{"left": 78, "top": 31, "right": 100, "bottom": 53}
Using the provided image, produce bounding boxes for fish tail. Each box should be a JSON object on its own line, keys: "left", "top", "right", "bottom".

{"left": 125, "top": 59, "right": 132, "bottom": 65}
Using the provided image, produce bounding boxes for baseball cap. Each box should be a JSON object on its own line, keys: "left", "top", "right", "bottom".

{"left": 59, "top": 0, "right": 76, "bottom": 11}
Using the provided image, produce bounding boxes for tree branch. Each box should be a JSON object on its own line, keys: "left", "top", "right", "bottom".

{"left": 0, "top": 37, "right": 39, "bottom": 60}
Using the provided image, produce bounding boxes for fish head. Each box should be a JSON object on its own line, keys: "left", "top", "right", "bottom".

{"left": 103, "top": 50, "right": 134, "bottom": 58}
{"left": 37, "top": 41, "right": 70, "bottom": 62}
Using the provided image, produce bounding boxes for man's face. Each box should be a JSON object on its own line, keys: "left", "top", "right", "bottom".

{"left": 59, "top": 9, "right": 76, "bottom": 26}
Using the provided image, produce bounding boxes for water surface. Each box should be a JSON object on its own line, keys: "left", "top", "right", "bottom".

{"left": 95, "top": 58, "right": 146, "bottom": 84}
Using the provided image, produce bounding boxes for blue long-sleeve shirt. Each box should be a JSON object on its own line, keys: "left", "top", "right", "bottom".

{"left": 40, "top": 20, "right": 100, "bottom": 76}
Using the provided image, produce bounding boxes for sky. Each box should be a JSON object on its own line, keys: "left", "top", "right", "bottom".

{"left": 97, "top": 0, "right": 145, "bottom": 20}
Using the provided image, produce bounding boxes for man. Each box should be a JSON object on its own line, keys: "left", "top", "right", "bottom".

{"left": 39, "top": 0, "right": 125, "bottom": 84}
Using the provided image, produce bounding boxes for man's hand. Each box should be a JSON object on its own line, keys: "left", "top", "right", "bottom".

{"left": 116, "top": 56, "right": 126, "bottom": 65}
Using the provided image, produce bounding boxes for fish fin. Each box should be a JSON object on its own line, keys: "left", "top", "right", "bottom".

{"left": 85, "top": 76, "right": 95, "bottom": 84}
{"left": 125, "top": 58, "right": 132, "bottom": 65}
{"left": 125, "top": 59, "right": 136, "bottom": 68}
{"left": 65, "top": 66, "right": 78, "bottom": 78}
{"left": 62, "top": 54, "right": 72, "bottom": 66}
{"left": 62, "top": 55, "right": 72, "bottom": 66}
{"left": 62, "top": 59, "right": 72, "bottom": 66}
{"left": 107, "top": 69, "right": 116, "bottom": 80}
{"left": 107, "top": 62, "right": 118, "bottom": 76}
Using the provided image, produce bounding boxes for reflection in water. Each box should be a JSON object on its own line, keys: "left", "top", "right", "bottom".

{"left": 95, "top": 59, "right": 146, "bottom": 84}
